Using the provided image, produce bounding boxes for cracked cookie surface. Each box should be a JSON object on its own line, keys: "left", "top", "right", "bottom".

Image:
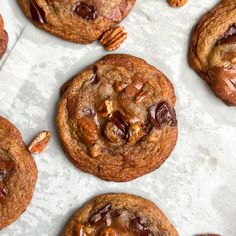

{"left": 189, "top": 0, "right": 236, "bottom": 106}
{"left": 57, "top": 54, "right": 178, "bottom": 182}
{"left": 0, "top": 15, "right": 8, "bottom": 59}
{"left": 17, "top": 0, "right": 136, "bottom": 44}
{"left": 0, "top": 116, "right": 37, "bottom": 229}
{"left": 61, "top": 193, "right": 179, "bottom": 236}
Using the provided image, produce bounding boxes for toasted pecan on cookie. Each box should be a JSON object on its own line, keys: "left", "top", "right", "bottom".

{"left": 57, "top": 54, "right": 178, "bottom": 182}
{"left": 61, "top": 193, "right": 179, "bottom": 236}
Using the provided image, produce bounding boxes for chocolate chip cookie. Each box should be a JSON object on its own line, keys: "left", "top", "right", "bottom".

{"left": 61, "top": 193, "right": 179, "bottom": 236}
{"left": 0, "top": 15, "right": 8, "bottom": 59}
{"left": 17, "top": 0, "right": 136, "bottom": 44}
{"left": 189, "top": 0, "right": 236, "bottom": 106}
{"left": 0, "top": 116, "right": 38, "bottom": 229}
{"left": 57, "top": 54, "right": 178, "bottom": 182}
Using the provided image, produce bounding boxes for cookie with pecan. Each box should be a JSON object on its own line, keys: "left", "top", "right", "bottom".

{"left": 57, "top": 54, "right": 178, "bottom": 182}
{"left": 0, "top": 116, "right": 37, "bottom": 229}
{"left": 17, "top": 0, "right": 136, "bottom": 44}
{"left": 0, "top": 15, "right": 8, "bottom": 59}
{"left": 189, "top": 0, "right": 236, "bottom": 106}
{"left": 61, "top": 193, "right": 179, "bottom": 236}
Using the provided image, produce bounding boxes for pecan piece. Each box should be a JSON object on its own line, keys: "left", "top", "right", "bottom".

{"left": 129, "top": 122, "right": 147, "bottom": 144}
{"left": 28, "top": 131, "right": 51, "bottom": 154}
{"left": 135, "top": 90, "right": 148, "bottom": 103}
{"left": 100, "top": 26, "right": 128, "bottom": 51}
{"left": 168, "top": 0, "right": 188, "bottom": 7}
{"left": 97, "top": 100, "right": 113, "bottom": 117}
{"left": 77, "top": 117, "right": 99, "bottom": 145}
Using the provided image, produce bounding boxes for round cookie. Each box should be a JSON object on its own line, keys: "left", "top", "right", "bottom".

{"left": 0, "top": 116, "right": 38, "bottom": 229}
{"left": 0, "top": 15, "right": 8, "bottom": 59}
{"left": 57, "top": 54, "right": 178, "bottom": 182}
{"left": 17, "top": 0, "right": 136, "bottom": 44}
{"left": 61, "top": 193, "right": 179, "bottom": 236}
{"left": 189, "top": 0, "right": 236, "bottom": 106}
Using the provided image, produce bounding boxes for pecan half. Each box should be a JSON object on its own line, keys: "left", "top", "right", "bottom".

{"left": 28, "top": 131, "right": 51, "bottom": 154}
{"left": 77, "top": 117, "right": 99, "bottom": 145}
{"left": 100, "top": 26, "right": 128, "bottom": 51}
{"left": 168, "top": 0, "right": 188, "bottom": 7}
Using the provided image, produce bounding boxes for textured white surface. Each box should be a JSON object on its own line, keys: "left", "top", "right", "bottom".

{"left": 0, "top": 0, "right": 236, "bottom": 235}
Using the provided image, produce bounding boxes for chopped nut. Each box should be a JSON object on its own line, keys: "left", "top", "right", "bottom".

{"left": 99, "top": 227, "right": 116, "bottom": 236}
{"left": 77, "top": 117, "right": 99, "bottom": 145}
{"left": 168, "top": 0, "right": 188, "bottom": 7}
{"left": 84, "top": 226, "right": 93, "bottom": 235}
{"left": 120, "top": 75, "right": 147, "bottom": 99}
{"left": 146, "top": 129, "right": 161, "bottom": 143}
{"left": 135, "top": 90, "right": 148, "bottom": 103}
{"left": 28, "top": 131, "right": 51, "bottom": 154}
{"left": 98, "top": 100, "right": 113, "bottom": 117}
{"left": 104, "top": 121, "right": 122, "bottom": 143}
{"left": 100, "top": 26, "right": 128, "bottom": 51}
{"left": 90, "top": 143, "right": 102, "bottom": 158}
{"left": 129, "top": 122, "right": 147, "bottom": 144}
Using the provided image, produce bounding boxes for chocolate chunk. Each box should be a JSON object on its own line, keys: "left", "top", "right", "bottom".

{"left": 129, "top": 217, "right": 153, "bottom": 236}
{"left": 90, "top": 65, "right": 100, "bottom": 85}
{"left": 218, "top": 24, "right": 236, "bottom": 45}
{"left": 30, "top": 0, "right": 46, "bottom": 23}
{"left": 111, "top": 111, "right": 130, "bottom": 140}
{"left": 89, "top": 203, "right": 112, "bottom": 225}
{"left": 75, "top": 2, "right": 97, "bottom": 21}
{"left": 148, "top": 102, "right": 177, "bottom": 129}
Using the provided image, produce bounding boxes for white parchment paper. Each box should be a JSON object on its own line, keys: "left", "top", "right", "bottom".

{"left": 0, "top": 0, "right": 236, "bottom": 235}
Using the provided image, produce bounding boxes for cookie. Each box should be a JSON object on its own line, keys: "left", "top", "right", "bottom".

{"left": 0, "top": 15, "right": 8, "bottom": 59}
{"left": 0, "top": 116, "right": 38, "bottom": 229}
{"left": 57, "top": 54, "right": 178, "bottom": 182}
{"left": 61, "top": 193, "right": 179, "bottom": 236}
{"left": 17, "top": 0, "right": 136, "bottom": 44}
{"left": 189, "top": 0, "right": 236, "bottom": 106}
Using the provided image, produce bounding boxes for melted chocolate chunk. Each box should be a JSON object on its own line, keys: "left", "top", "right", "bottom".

{"left": 148, "top": 102, "right": 177, "bottom": 129}
{"left": 111, "top": 111, "right": 130, "bottom": 140}
{"left": 90, "top": 65, "right": 100, "bottom": 85}
{"left": 75, "top": 2, "right": 97, "bottom": 21}
{"left": 129, "top": 217, "right": 153, "bottom": 236}
{"left": 89, "top": 203, "right": 112, "bottom": 225}
{"left": 218, "top": 24, "right": 236, "bottom": 45}
{"left": 30, "top": 0, "right": 46, "bottom": 23}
